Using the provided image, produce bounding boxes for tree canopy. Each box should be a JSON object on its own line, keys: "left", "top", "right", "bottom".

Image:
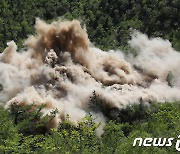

{"left": 0, "top": 0, "right": 180, "bottom": 153}
{"left": 0, "top": 0, "right": 180, "bottom": 51}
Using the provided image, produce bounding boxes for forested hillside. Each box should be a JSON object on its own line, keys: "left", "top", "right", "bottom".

{"left": 0, "top": 102, "right": 180, "bottom": 153}
{"left": 0, "top": 0, "right": 180, "bottom": 51}
{"left": 0, "top": 0, "right": 180, "bottom": 153}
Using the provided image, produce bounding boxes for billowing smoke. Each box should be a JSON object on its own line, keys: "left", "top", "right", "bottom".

{"left": 0, "top": 19, "right": 180, "bottom": 136}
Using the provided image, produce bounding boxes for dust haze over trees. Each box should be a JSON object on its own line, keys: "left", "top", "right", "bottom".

{"left": 0, "top": 102, "right": 180, "bottom": 153}
{"left": 0, "top": 0, "right": 180, "bottom": 51}
{"left": 0, "top": 0, "right": 180, "bottom": 153}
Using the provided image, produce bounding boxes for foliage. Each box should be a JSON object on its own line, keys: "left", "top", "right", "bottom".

{"left": 9, "top": 103, "right": 58, "bottom": 135}
{"left": 0, "top": 0, "right": 180, "bottom": 51}
{"left": 0, "top": 101, "right": 179, "bottom": 153}
{"left": 0, "top": 0, "right": 180, "bottom": 153}
{"left": 0, "top": 106, "right": 21, "bottom": 153}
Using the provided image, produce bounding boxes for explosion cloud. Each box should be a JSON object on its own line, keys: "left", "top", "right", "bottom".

{"left": 1, "top": 18, "right": 180, "bottom": 136}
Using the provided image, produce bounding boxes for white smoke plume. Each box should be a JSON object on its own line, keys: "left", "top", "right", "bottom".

{"left": 0, "top": 19, "right": 180, "bottom": 136}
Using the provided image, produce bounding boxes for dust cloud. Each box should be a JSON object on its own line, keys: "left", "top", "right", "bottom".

{"left": 0, "top": 19, "right": 180, "bottom": 136}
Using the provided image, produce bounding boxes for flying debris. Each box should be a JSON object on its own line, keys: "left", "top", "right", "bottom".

{"left": 1, "top": 18, "right": 180, "bottom": 136}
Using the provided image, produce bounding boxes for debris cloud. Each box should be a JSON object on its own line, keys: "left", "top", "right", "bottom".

{"left": 1, "top": 19, "right": 180, "bottom": 136}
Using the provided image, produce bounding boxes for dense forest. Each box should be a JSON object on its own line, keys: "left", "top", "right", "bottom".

{"left": 0, "top": 0, "right": 180, "bottom": 51}
{"left": 1, "top": 102, "right": 180, "bottom": 153}
{"left": 0, "top": 0, "right": 180, "bottom": 153}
